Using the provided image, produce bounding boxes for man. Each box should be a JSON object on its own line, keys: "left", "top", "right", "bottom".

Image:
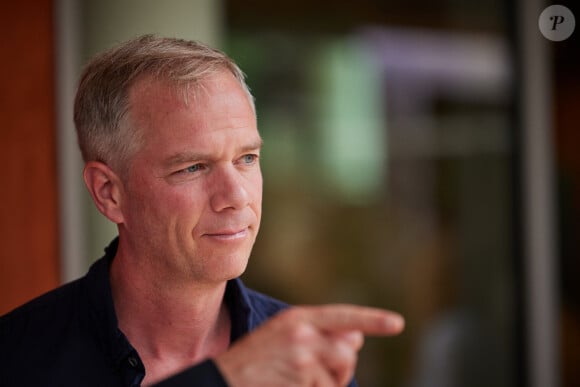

{"left": 0, "top": 35, "right": 403, "bottom": 386}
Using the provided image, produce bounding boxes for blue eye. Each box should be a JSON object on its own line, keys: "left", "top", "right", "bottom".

{"left": 183, "top": 164, "right": 204, "bottom": 173}
{"left": 242, "top": 154, "right": 258, "bottom": 164}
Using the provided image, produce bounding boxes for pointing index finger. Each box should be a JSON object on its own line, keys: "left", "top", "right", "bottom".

{"left": 300, "top": 304, "right": 405, "bottom": 336}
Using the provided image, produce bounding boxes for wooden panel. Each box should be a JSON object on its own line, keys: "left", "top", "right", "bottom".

{"left": 0, "top": 1, "right": 59, "bottom": 314}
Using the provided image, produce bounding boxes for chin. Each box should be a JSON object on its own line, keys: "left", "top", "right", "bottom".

{"left": 206, "top": 252, "right": 250, "bottom": 282}
{"left": 226, "top": 256, "right": 250, "bottom": 279}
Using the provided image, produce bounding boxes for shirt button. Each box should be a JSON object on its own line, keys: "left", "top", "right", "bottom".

{"left": 128, "top": 356, "right": 139, "bottom": 367}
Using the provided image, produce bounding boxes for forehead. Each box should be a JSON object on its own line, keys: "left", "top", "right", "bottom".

{"left": 125, "top": 72, "right": 258, "bottom": 157}
{"left": 127, "top": 71, "right": 252, "bottom": 122}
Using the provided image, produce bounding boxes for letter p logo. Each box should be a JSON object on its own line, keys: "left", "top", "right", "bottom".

{"left": 550, "top": 15, "right": 566, "bottom": 30}
{"left": 539, "top": 5, "right": 576, "bottom": 41}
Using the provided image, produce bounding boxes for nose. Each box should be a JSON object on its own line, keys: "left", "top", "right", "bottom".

{"left": 209, "top": 165, "right": 251, "bottom": 212}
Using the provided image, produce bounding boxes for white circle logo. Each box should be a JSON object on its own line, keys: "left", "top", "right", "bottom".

{"left": 539, "top": 5, "right": 576, "bottom": 41}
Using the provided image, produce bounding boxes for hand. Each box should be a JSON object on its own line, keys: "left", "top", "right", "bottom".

{"left": 215, "top": 304, "right": 404, "bottom": 387}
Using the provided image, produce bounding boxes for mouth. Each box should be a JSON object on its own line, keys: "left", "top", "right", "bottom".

{"left": 203, "top": 227, "right": 249, "bottom": 241}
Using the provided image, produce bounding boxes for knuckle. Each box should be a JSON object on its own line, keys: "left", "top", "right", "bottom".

{"left": 333, "top": 340, "right": 358, "bottom": 367}
{"left": 288, "top": 347, "right": 317, "bottom": 372}
{"left": 288, "top": 321, "right": 316, "bottom": 344}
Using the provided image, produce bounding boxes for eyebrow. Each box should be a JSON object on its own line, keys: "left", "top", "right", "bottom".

{"left": 162, "top": 138, "right": 264, "bottom": 168}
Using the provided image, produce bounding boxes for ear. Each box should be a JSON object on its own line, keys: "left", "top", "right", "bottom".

{"left": 83, "top": 161, "right": 125, "bottom": 224}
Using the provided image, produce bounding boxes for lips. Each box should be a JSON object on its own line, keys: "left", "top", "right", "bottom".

{"left": 203, "top": 227, "right": 249, "bottom": 240}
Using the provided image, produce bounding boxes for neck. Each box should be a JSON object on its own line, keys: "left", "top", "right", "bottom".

{"left": 109, "top": 247, "right": 232, "bottom": 385}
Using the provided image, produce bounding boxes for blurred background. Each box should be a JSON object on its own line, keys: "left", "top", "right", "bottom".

{"left": 0, "top": 1, "right": 578, "bottom": 386}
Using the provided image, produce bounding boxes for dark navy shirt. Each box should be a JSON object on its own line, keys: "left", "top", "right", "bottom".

{"left": 0, "top": 239, "right": 289, "bottom": 386}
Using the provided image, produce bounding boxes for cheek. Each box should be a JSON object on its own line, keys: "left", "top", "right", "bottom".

{"left": 251, "top": 175, "right": 263, "bottom": 223}
{"left": 164, "top": 187, "right": 212, "bottom": 232}
{"left": 252, "top": 168, "right": 263, "bottom": 194}
{"left": 155, "top": 188, "right": 205, "bottom": 220}
{"left": 122, "top": 191, "right": 164, "bottom": 231}
{"left": 123, "top": 182, "right": 200, "bottom": 229}
{"left": 250, "top": 173, "right": 263, "bottom": 204}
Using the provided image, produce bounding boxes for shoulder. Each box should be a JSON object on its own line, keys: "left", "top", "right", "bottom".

{"left": 0, "top": 252, "right": 113, "bottom": 329}
{"left": 0, "top": 278, "right": 84, "bottom": 333}
{"left": 0, "top": 279, "right": 89, "bottom": 381}
{"left": 0, "top": 279, "right": 87, "bottom": 356}
{"left": 0, "top": 254, "right": 113, "bottom": 353}
{"left": 0, "top": 254, "right": 121, "bottom": 385}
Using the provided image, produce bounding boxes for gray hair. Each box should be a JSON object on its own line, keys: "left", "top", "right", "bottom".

{"left": 73, "top": 34, "right": 254, "bottom": 172}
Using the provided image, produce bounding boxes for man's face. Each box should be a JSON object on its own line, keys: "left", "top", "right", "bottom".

{"left": 118, "top": 72, "right": 262, "bottom": 285}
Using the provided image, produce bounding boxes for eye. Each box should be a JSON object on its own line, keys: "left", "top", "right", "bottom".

{"left": 179, "top": 163, "right": 205, "bottom": 174}
{"left": 240, "top": 154, "right": 259, "bottom": 165}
